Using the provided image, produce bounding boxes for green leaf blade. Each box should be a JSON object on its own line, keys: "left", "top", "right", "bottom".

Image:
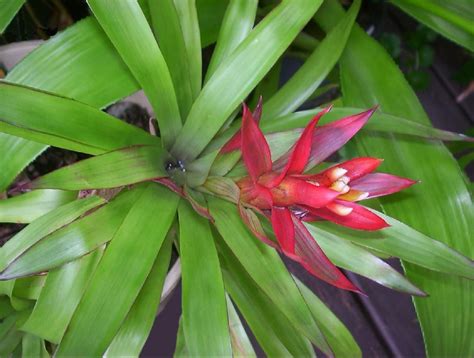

{"left": 263, "top": 0, "right": 360, "bottom": 119}
{"left": 0, "top": 190, "right": 76, "bottom": 223}
{"left": 209, "top": 197, "right": 332, "bottom": 355}
{"left": 0, "top": 0, "right": 24, "bottom": 33}
{"left": 179, "top": 202, "right": 232, "bottom": 356}
{"left": 149, "top": 0, "right": 194, "bottom": 119}
{"left": 105, "top": 238, "right": 173, "bottom": 356}
{"left": 317, "top": 2, "right": 474, "bottom": 355}
{"left": 391, "top": 0, "right": 474, "bottom": 51}
{"left": 295, "top": 278, "right": 361, "bottom": 358}
{"left": 173, "top": 0, "right": 202, "bottom": 101}
{"left": 218, "top": 235, "right": 314, "bottom": 356}
{"left": 21, "top": 249, "right": 103, "bottom": 344}
{"left": 0, "top": 187, "right": 142, "bottom": 280}
{"left": 31, "top": 145, "right": 168, "bottom": 191}
{"left": 306, "top": 224, "right": 426, "bottom": 296}
{"left": 0, "top": 196, "right": 105, "bottom": 271}
{"left": 205, "top": 0, "right": 258, "bottom": 82}
{"left": 0, "top": 82, "right": 159, "bottom": 154}
{"left": 56, "top": 184, "right": 179, "bottom": 356}
{"left": 172, "top": 0, "right": 323, "bottom": 160}
{"left": 87, "top": 0, "right": 182, "bottom": 148}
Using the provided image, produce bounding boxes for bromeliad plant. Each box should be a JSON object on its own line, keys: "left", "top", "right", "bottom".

{"left": 0, "top": 0, "right": 473, "bottom": 356}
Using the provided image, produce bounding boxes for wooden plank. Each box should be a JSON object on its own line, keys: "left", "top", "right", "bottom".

{"left": 346, "top": 260, "right": 425, "bottom": 357}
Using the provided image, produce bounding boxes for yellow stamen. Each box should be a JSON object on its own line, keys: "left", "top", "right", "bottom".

{"left": 327, "top": 167, "right": 348, "bottom": 182}
{"left": 327, "top": 203, "right": 353, "bottom": 216}
{"left": 338, "top": 190, "right": 369, "bottom": 202}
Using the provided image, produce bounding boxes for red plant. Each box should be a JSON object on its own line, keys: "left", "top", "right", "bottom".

{"left": 228, "top": 103, "right": 416, "bottom": 293}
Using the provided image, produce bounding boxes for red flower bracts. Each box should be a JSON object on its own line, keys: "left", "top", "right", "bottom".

{"left": 229, "top": 103, "right": 416, "bottom": 293}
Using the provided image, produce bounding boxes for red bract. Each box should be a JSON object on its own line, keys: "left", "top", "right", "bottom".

{"left": 231, "top": 103, "right": 416, "bottom": 293}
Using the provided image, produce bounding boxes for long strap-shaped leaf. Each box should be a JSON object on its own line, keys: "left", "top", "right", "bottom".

{"left": 0, "top": 196, "right": 105, "bottom": 271}
{"left": 317, "top": 2, "right": 474, "bottom": 356}
{"left": 0, "top": 0, "right": 25, "bottom": 33}
{"left": 0, "top": 187, "right": 143, "bottom": 280}
{"left": 261, "top": 107, "right": 474, "bottom": 143}
{"left": 21, "top": 248, "right": 103, "bottom": 344}
{"left": 21, "top": 333, "right": 49, "bottom": 358}
{"left": 87, "top": 0, "right": 182, "bottom": 148}
{"left": 1, "top": 17, "right": 140, "bottom": 192}
{"left": 217, "top": 235, "right": 315, "bottom": 356}
{"left": 294, "top": 277, "right": 361, "bottom": 358}
{"left": 0, "top": 133, "right": 44, "bottom": 192}
{"left": 173, "top": 0, "right": 202, "bottom": 101}
{"left": 263, "top": 0, "right": 360, "bottom": 119}
{"left": 105, "top": 237, "right": 173, "bottom": 356}
{"left": 391, "top": 0, "right": 474, "bottom": 52}
{"left": 0, "top": 82, "right": 159, "bottom": 154}
{"left": 204, "top": 0, "right": 258, "bottom": 83}
{"left": 0, "top": 190, "right": 76, "bottom": 223}
{"left": 56, "top": 184, "right": 179, "bottom": 356}
{"left": 313, "top": 210, "right": 474, "bottom": 280}
{"left": 225, "top": 294, "right": 256, "bottom": 357}
{"left": 148, "top": 0, "right": 194, "bottom": 119}
{"left": 179, "top": 202, "right": 232, "bottom": 356}
{"left": 29, "top": 145, "right": 168, "bottom": 191}
{"left": 304, "top": 224, "right": 425, "bottom": 295}
{"left": 172, "top": 0, "right": 323, "bottom": 160}
{"left": 208, "top": 197, "right": 332, "bottom": 355}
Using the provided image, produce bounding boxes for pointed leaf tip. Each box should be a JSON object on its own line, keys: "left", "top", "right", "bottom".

{"left": 241, "top": 103, "right": 272, "bottom": 182}
{"left": 291, "top": 215, "right": 362, "bottom": 293}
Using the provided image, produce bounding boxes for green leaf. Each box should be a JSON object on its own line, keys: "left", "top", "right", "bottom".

{"left": 21, "top": 249, "right": 103, "bottom": 344}
{"left": 0, "top": 186, "right": 143, "bottom": 280}
{"left": 186, "top": 150, "right": 220, "bottom": 187}
{"left": 0, "top": 325, "right": 23, "bottom": 355}
{"left": 0, "top": 133, "right": 45, "bottom": 192}
{"left": 6, "top": 18, "right": 138, "bottom": 107}
{"left": 105, "top": 237, "right": 173, "bottom": 356}
{"left": 226, "top": 295, "right": 256, "bottom": 357}
{"left": 56, "top": 184, "right": 179, "bottom": 356}
{"left": 262, "top": 0, "right": 360, "bottom": 119}
{"left": 0, "top": 196, "right": 105, "bottom": 271}
{"left": 30, "top": 145, "right": 168, "bottom": 191}
{"left": 196, "top": 0, "right": 229, "bottom": 47}
{"left": 261, "top": 107, "right": 474, "bottom": 143}
{"left": 0, "top": 314, "right": 17, "bottom": 340}
{"left": 208, "top": 197, "right": 331, "bottom": 355}
{"left": 0, "top": 0, "right": 24, "bottom": 33}
{"left": 294, "top": 277, "right": 361, "bottom": 358}
{"left": 205, "top": 0, "right": 258, "bottom": 82}
{"left": 172, "top": 0, "right": 323, "bottom": 160}
{"left": 149, "top": 0, "right": 194, "bottom": 119}
{"left": 178, "top": 201, "right": 232, "bottom": 356}
{"left": 0, "top": 190, "right": 76, "bottom": 223}
{"left": 317, "top": 2, "right": 474, "bottom": 355}
{"left": 305, "top": 224, "right": 426, "bottom": 295}
{"left": 0, "top": 296, "right": 15, "bottom": 319}
{"left": 173, "top": 0, "right": 202, "bottom": 101}
{"left": 217, "top": 236, "right": 314, "bottom": 356}
{"left": 391, "top": 0, "right": 474, "bottom": 51}
{"left": 2, "top": 17, "right": 140, "bottom": 191}
{"left": 12, "top": 276, "right": 46, "bottom": 300}
{"left": 0, "top": 81, "right": 159, "bottom": 154}
{"left": 21, "top": 333, "right": 49, "bottom": 358}
{"left": 174, "top": 316, "right": 188, "bottom": 356}
{"left": 314, "top": 210, "right": 474, "bottom": 280}
{"left": 87, "top": 0, "right": 182, "bottom": 148}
